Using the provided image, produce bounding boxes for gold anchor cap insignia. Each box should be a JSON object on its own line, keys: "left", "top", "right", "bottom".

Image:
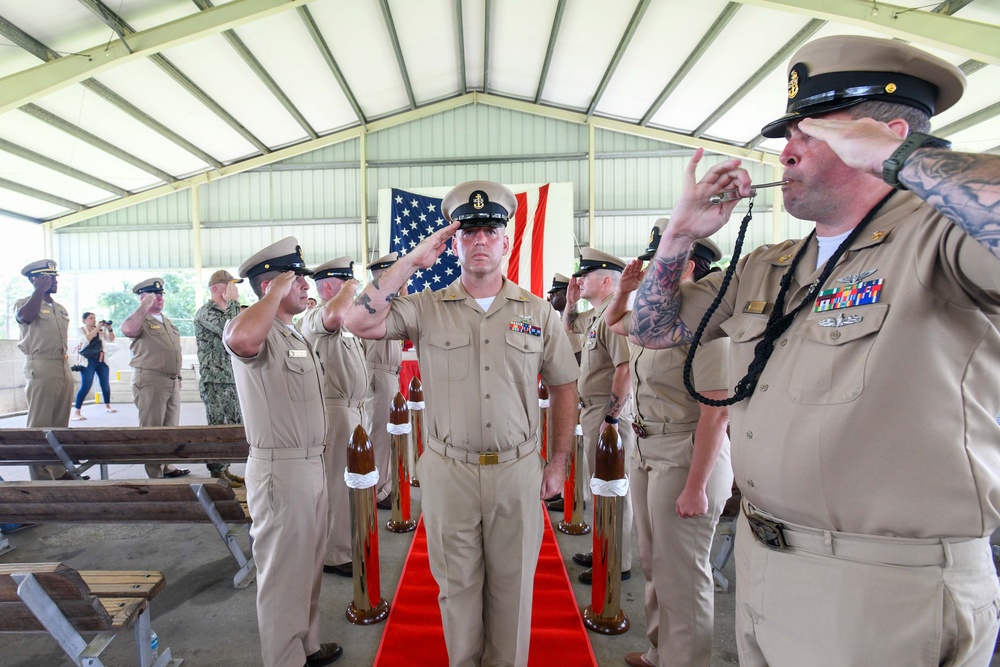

{"left": 472, "top": 193, "right": 485, "bottom": 210}
{"left": 788, "top": 70, "right": 799, "bottom": 99}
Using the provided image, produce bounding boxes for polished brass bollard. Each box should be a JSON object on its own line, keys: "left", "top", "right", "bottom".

{"left": 408, "top": 377, "right": 425, "bottom": 488}
{"left": 386, "top": 392, "right": 416, "bottom": 533}
{"left": 346, "top": 425, "right": 390, "bottom": 625}
{"left": 558, "top": 414, "right": 590, "bottom": 536}
{"left": 582, "top": 423, "right": 629, "bottom": 635}
{"left": 538, "top": 380, "right": 550, "bottom": 462}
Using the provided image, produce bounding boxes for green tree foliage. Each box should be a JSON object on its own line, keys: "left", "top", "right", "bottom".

{"left": 98, "top": 272, "right": 197, "bottom": 337}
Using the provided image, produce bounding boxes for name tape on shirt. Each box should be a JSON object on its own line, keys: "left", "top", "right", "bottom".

{"left": 288, "top": 349, "right": 308, "bottom": 358}
{"left": 814, "top": 278, "right": 883, "bottom": 312}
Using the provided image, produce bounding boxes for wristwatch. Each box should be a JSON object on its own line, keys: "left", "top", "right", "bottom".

{"left": 604, "top": 415, "right": 619, "bottom": 425}
{"left": 882, "top": 132, "right": 951, "bottom": 190}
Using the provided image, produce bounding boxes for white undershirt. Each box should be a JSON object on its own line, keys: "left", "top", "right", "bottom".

{"left": 475, "top": 297, "right": 495, "bottom": 312}
{"left": 150, "top": 313, "right": 163, "bottom": 323}
{"left": 285, "top": 323, "right": 304, "bottom": 341}
{"left": 815, "top": 230, "right": 852, "bottom": 269}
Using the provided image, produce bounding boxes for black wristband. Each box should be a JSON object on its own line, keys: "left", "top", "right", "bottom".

{"left": 604, "top": 415, "right": 619, "bottom": 425}
{"left": 882, "top": 132, "right": 950, "bottom": 190}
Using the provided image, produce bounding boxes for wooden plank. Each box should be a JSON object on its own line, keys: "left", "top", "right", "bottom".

{"left": 0, "top": 425, "right": 246, "bottom": 446}
{"left": 78, "top": 571, "right": 165, "bottom": 599}
{"left": 101, "top": 596, "right": 147, "bottom": 631}
{"left": 0, "top": 501, "right": 249, "bottom": 524}
{"left": 0, "top": 479, "right": 237, "bottom": 504}
{"left": 0, "top": 564, "right": 91, "bottom": 602}
{"left": 0, "top": 598, "right": 115, "bottom": 632}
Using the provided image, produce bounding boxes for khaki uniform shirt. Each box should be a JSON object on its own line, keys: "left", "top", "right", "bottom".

{"left": 128, "top": 314, "right": 182, "bottom": 376}
{"left": 383, "top": 277, "right": 579, "bottom": 452}
{"left": 300, "top": 305, "right": 369, "bottom": 402}
{"left": 16, "top": 297, "right": 70, "bottom": 359}
{"left": 364, "top": 338, "right": 403, "bottom": 374}
{"left": 574, "top": 294, "right": 631, "bottom": 399}
{"left": 678, "top": 191, "right": 1000, "bottom": 538}
{"left": 225, "top": 319, "right": 327, "bottom": 449}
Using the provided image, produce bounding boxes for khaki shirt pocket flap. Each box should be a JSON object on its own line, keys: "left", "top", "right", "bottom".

{"left": 505, "top": 332, "right": 543, "bottom": 354}
{"left": 284, "top": 357, "right": 312, "bottom": 374}
{"left": 798, "top": 304, "right": 888, "bottom": 346}
{"left": 426, "top": 331, "right": 471, "bottom": 351}
{"left": 720, "top": 313, "right": 768, "bottom": 342}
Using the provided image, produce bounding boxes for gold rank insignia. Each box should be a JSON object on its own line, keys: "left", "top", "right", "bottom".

{"left": 743, "top": 301, "right": 767, "bottom": 314}
{"left": 871, "top": 231, "right": 885, "bottom": 241}
{"left": 779, "top": 254, "right": 793, "bottom": 263}
{"left": 788, "top": 70, "right": 799, "bottom": 99}
{"left": 473, "top": 193, "right": 485, "bottom": 210}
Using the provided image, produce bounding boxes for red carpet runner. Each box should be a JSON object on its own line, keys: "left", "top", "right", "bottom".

{"left": 374, "top": 508, "right": 597, "bottom": 666}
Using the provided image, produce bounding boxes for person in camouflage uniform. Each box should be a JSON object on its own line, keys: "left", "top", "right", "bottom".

{"left": 194, "top": 270, "right": 246, "bottom": 486}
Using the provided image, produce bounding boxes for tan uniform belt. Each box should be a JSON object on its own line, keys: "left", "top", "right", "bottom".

{"left": 133, "top": 367, "right": 179, "bottom": 380}
{"left": 26, "top": 355, "right": 68, "bottom": 360}
{"left": 632, "top": 419, "right": 696, "bottom": 438}
{"left": 324, "top": 398, "right": 364, "bottom": 409}
{"left": 579, "top": 394, "right": 611, "bottom": 408}
{"left": 249, "top": 445, "right": 325, "bottom": 460}
{"left": 370, "top": 363, "right": 400, "bottom": 374}
{"left": 743, "top": 500, "right": 988, "bottom": 567}
{"left": 426, "top": 436, "right": 537, "bottom": 466}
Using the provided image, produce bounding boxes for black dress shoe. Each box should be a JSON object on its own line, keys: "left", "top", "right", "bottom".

{"left": 545, "top": 497, "right": 563, "bottom": 512}
{"left": 323, "top": 562, "right": 353, "bottom": 577}
{"left": 572, "top": 552, "right": 593, "bottom": 567}
{"left": 305, "top": 642, "right": 343, "bottom": 667}
{"left": 163, "top": 468, "right": 191, "bottom": 478}
{"left": 376, "top": 498, "right": 392, "bottom": 510}
{"left": 578, "top": 567, "right": 630, "bottom": 585}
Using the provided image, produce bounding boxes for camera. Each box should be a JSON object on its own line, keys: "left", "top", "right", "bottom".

{"left": 71, "top": 364, "right": 85, "bottom": 372}
{"left": 100, "top": 319, "right": 113, "bottom": 327}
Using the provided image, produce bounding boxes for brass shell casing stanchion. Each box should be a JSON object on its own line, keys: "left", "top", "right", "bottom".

{"left": 538, "top": 380, "right": 550, "bottom": 462}
{"left": 386, "top": 392, "right": 417, "bottom": 533}
{"left": 582, "top": 423, "right": 629, "bottom": 635}
{"left": 346, "top": 425, "right": 390, "bottom": 625}
{"left": 408, "top": 377, "right": 425, "bottom": 488}
{"left": 558, "top": 414, "right": 590, "bottom": 536}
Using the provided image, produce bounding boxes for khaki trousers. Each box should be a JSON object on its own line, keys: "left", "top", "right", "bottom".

{"left": 418, "top": 446, "right": 545, "bottom": 667}
{"left": 131, "top": 368, "right": 180, "bottom": 478}
{"left": 24, "top": 358, "right": 73, "bottom": 479}
{"left": 245, "top": 447, "right": 327, "bottom": 667}
{"left": 580, "top": 403, "right": 635, "bottom": 571}
{"left": 363, "top": 370, "right": 398, "bottom": 501}
{"left": 631, "top": 433, "right": 733, "bottom": 667}
{"left": 323, "top": 401, "right": 364, "bottom": 567}
{"left": 735, "top": 512, "right": 1000, "bottom": 667}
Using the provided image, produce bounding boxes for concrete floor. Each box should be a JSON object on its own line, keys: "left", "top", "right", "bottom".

{"left": 0, "top": 403, "right": 768, "bottom": 666}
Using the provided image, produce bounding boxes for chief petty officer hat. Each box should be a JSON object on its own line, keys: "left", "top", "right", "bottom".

{"left": 548, "top": 273, "right": 571, "bottom": 294}
{"left": 442, "top": 180, "right": 518, "bottom": 228}
{"left": 133, "top": 277, "right": 165, "bottom": 295}
{"left": 208, "top": 269, "right": 243, "bottom": 287}
{"left": 367, "top": 252, "right": 398, "bottom": 272}
{"left": 312, "top": 256, "right": 356, "bottom": 281}
{"left": 21, "top": 259, "right": 59, "bottom": 277}
{"left": 761, "top": 35, "right": 965, "bottom": 139}
{"left": 639, "top": 219, "right": 722, "bottom": 264}
{"left": 573, "top": 248, "right": 626, "bottom": 277}
{"left": 238, "top": 236, "right": 313, "bottom": 280}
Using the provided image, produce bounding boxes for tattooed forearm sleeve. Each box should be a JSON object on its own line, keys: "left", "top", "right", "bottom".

{"left": 629, "top": 250, "right": 694, "bottom": 349}
{"left": 902, "top": 149, "right": 1000, "bottom": 259}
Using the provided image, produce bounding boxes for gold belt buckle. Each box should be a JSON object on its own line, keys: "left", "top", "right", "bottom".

{"left": 479, "top": 452, "right": 499, "bottom": 466}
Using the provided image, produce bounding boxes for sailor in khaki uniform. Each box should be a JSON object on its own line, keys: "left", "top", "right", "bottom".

{"left": 346, "top": 181, "right": 580, "bottom": 667}
{"left": 300, "top": 257, "right": 369, "bottom": 578}
{"left": 224, "top": 237, "right": 343, "bottom": 667}
{"left": 631, "top": 36, "right": 1000, "bottom": 666}
{"left": 605, "top": 233, "right": 733, "bottom": 667}
{"left": 361, "top": 252, "right": 404, "bottom": 507}
{"left": 15, "top": 259, "right": 73, "bottom": 480}
{"left": 120, "top": 278, "right": 188, "bottom": 479}
{"left": 563, "top": 247, "right": 636, "bottom": 582}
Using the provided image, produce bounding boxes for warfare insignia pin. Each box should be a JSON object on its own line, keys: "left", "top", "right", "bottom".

{"left": 836, "top": 269, "right": 877, "bottom": 285}
{"left": 818, "top": 313, "right": 863, "bottom": 328}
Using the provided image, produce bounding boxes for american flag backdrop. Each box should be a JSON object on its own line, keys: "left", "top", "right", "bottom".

{"left": 389, "top": 184, "right": 552, "bottom": 297}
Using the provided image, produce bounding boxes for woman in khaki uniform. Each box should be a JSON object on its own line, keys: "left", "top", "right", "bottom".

{"left": 605, "top": 234, "right": 733, "bottom": 667}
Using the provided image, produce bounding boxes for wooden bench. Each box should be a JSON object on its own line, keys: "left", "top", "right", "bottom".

{"left": 0, "top": 425, "right": 249, "bottom": 481}
{"left": 0, "top": 480, "right": 255, "bottom": 589}
{"left": 0, "top": 562, "right": 181, "bottom": 666}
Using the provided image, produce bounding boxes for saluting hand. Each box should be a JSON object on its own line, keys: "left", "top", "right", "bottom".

{"left": 338, "top": 278, "right": 361, "bottom": 297}
{"left": 32, "top": 274, "right": 53, "bottom": 294}
{"left": 138, "top": 292, "right": 156, "bottom": 311}
{"left": 407, "top": 221, "right": 460, "bottom": 270}
{"left": 265, "top": 271, "right": 298, "bottom": 299}
{"left": 619, "top": 259, "right": 645, "bottom": 293}
{"left": 566, "top": 277, "right": 581, "bottom": 305}
{"left": 223, "top": 282, "right": 240, "bottom": 303}
{"left": 797, "top": 117, "right": 907, "bottom": 179}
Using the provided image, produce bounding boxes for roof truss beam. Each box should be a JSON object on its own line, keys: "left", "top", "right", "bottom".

{"left": 0, "top": 0, "right": 321, "bottom": 116}
{"left": 585, "top": 0, "right": 651, "bottom": 118}
{"left": 0, "top": 176, "right": 84, "bottom": 211}
{"left": 297, "top": 6, "right": 366, "bottom": 126}
{"left": 455, "top": 0, "right": 467, "bottom": 94}
{"left": 0, "top": 208, "right": 43, "bottom": 224}
{"left": 731, "top": 0, "right": 1000, "bottom": 66}
{"left": 936, "top": 99, "right": 1000, "bottom": 138}
{"left": 535, "top": 0, "right": 566, "bottom": 104}
{"left": 483, "top": 0, "right": 492, "bottom": 94}
{"left": 192, "top": 0, "right": 317, "bottom": 140}
{"left": 378, "top": 0, "right": 416, "bottom": 109}
{"left": 640, "top": 3, "right": 740, "bottom": 127}
{"left": 0, "top": 137, "right": 130, "bottom": 197}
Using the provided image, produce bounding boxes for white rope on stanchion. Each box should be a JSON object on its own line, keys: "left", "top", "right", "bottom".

{"left": 539, "top": 398, "right": 550, "bottom": 408}
{"left": 344, "top": 468, "right": 379, "bottom": 489}
{"left": 387, "top": 423, "right": 411, "bottom": 435}
{"left": 407, "top": 401, "right": 425, "bottom": 411}
{"left": 590, "top": 476, "right": 630, "bottom": 497}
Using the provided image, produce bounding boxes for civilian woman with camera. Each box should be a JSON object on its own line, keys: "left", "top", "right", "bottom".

{"left": 72, "top": 312, "right": 117, "bottom": 420}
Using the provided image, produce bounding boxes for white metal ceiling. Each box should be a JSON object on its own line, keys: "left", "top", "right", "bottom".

{"left": 0, "top": 0, "right": 998, "bottom": 226}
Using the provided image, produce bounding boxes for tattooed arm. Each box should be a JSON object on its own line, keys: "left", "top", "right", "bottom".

{"left": 345, "top": 221, "right": 460, "bottom": 339}
{"left": 630, "top": 249, "right": 695, "bottom": 349}
{"left": 607, "top": 363, "right": 631, "bottom": 420}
